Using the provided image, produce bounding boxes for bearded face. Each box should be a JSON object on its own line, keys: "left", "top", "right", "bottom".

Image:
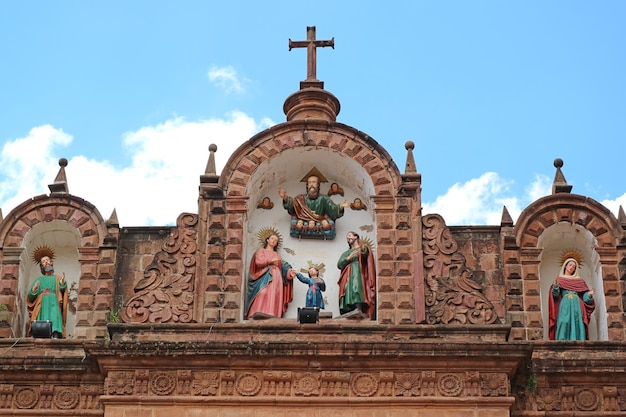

{"left": 40, "top": 256, "right": 54, "bottom": 275}
{"left": 307, "top": 184, "right": 320, "bottom": 199}
{"left": 306, "top": 176, "right": 320, "bottom": 199}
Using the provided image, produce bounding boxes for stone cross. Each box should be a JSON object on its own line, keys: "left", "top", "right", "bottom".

{"left": 289, "top": 26, "right": 334, "bottom": 81}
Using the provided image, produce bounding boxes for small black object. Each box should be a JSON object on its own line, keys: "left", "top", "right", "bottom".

{"left": 31, "top": 320, "right": 53, "bottom": 338}
{"left": 297, "top": 307, "right": 319, "bottom": 324}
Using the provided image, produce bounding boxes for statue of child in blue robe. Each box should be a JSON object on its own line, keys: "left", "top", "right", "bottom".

{"left": 295, "top": 267, "right": 326, "bottom": 309}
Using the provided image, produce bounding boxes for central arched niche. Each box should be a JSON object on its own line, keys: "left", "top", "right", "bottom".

{"left": 243, "top": 146, "right": 377, "bottom": 320}
{"left": 537, "top": 222, "right": 607, "bottom": 340}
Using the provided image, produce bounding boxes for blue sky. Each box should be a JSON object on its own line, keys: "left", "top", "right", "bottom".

{"left": 1, "top": 1, "right": 624, "bottom": 226}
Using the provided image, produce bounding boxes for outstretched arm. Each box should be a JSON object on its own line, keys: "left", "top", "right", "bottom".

{"left": 277, "top": 187, "right": 287, "bottom": 201}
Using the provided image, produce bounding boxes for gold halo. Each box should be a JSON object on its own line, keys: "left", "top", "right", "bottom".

{"left": 361, "top": 236, "right": 375, "bottom": 250}
{"left": 300, "top": 261, "right": 326, "bottom": 274}
{"left": 31, "top": 245, "right": 55, "bottom": 265}
{"left": 559, "top": 248, "right": 584, "bottom": 267}
{"left": 257, "top": 227, "right": 282, "bottom": 249}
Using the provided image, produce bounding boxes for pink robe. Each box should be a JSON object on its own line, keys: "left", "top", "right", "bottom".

{"left": 246, "top": 248, "right": 293, "bottom": 318}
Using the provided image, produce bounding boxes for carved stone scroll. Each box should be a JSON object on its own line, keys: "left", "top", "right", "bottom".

{"left": 422, "top": 214, "right": 498, "bottom": 325}
{"left": 122, "top": 213, "right": 198, "bottom": 323}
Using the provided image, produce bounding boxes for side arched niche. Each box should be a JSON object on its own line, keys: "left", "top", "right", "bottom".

{"left": 20, "top": 220, "right": 81, "bottom": 337}
{"left": 0, "top": 195, "right": 114, "bottom": 339}
{"left": 512, "top": 193, "right": 625, "bottom": 341}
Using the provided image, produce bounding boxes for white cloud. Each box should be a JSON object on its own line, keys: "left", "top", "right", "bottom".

{"left": 422, "top": 173, "right": 513, "bottom": 225}
{"left": 2, "top": 123, "right": 604, "bottom": 230}
{"left": 0, "top": 125, "right": 73, "bottom": 208}
{"left": 207, "top": 66, "right": 247, "bottom": 94}
{"left": 0, "top": 112, "right": 274, "bottom": 227}
{"left": 601, "top": 193, "right": 626, "bottom": 220}
{"left": 525, "top": 174, "right": 552, "bottom": 202}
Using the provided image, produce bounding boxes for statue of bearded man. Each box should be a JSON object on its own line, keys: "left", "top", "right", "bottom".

{"left": 278, "top": 175, "right": 350, "bottom": 239}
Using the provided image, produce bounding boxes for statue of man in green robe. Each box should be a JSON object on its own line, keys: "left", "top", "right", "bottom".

{"left": 27, "top": 247, "right": 68, "bottom": 338}
{"left": 278, "top": 175, "right": 350, "bottom": 240}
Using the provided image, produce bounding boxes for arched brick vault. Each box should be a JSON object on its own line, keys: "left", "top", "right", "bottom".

{"left": 505, "top": 193, "right": 626, "bottom": 341}
{"left": 0, "top": 194, "right": 108, "bottom": 248}
{"left": 0, "top": 194, "right": 118, "bottom": 339}
{"left": 514, "top": 194, "right": 625, "bottom": 249}
{"left": 220, "top": 119, "right": 402, "bottom": 197}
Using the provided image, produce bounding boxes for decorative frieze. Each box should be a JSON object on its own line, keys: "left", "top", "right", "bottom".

{"left": 102, "top": 369, "right": 510, "bottom": 399}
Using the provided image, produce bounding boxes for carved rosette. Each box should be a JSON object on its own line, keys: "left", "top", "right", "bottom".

{"left": 150, "top": 372, "right": 177, "bottom": 396}
{"left": 107, "top": 371, "right": 135, "bottom": 395}
{"left": 191, "top": 372, "right": 219, "bottom": 396}
{"left": 294, "top": 372, "right": 320, "bottom": 396}
{"left": 122, "top": 213, "right": 198, "bottom": 324}
{"left": 437, "top": 374, "right": 463, "bottom": 397}
{"left": 235, "top": 373, "right": 262, "bottom": 396}
{"left": 574, "top": 388, "right": 600, "bottom": 412}
{"left": 13, "top": 387, "right": 39, "bottom": 409}
{"left": 536, "top": 388, "right": 561, "bottom": 411}
{"left": 422, "top": 214, "right": 498, "bottom": 325}
{"left": 351, "top": 373, "right": 379, "bottom": 397}
{"left": 395, "top": 373, "right": 421, "bottom": 397}
{"left": 53, "top": 387, "right": 80, "bottom": 410}
{"left": 480, "top": 373, "right": 507, "bottom": 397}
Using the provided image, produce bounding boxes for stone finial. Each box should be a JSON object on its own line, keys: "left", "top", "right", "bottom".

{"left": 404, "top": 141, "right": 417, "bottom": 175}
{"left": 107, "top": 208, "right": 119, "bottom": 227}
{"left": 501, "top": 205, "right": 514, "bottom": 227}
{"left": 48, "top": 158, "right": 69, "bottom": 194}
{"left": 200, "top": 144, "right": 223, "bottom": 198}
{"left": 618, "top": 205, "right": 626, "bottom": 229}
{"left": 0, "top": 208, "right": 3, "bottom": 223}
{"left": 204, "top": 144, "right": 218, "bottom": 177}
{"left": 400, "top": 141, "right": 421, "bottom": 195}
{"left": 551, "top": 158, "right": 572, "bottom": 194}
{"left": 200, "top": 144, "right": 219, "bottom": 185}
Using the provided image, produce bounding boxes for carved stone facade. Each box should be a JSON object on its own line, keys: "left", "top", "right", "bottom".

{"left": 1, "top": 29, "right": 626, "bottom": 416}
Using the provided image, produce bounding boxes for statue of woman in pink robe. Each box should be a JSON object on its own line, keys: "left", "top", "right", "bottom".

{"left": 245, "top": 232, "right": 295, "bottom": 319}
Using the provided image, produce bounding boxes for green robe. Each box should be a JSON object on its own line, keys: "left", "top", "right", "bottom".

{"left": 283, "top": 194, "right": 344, "bottom": 222}
{"left": 28, "top": 275, "right": 67, "bottom": 335}
{"left": 337, "top": 244, "right": 376, "bottom": 318}
{"left": 550, "top": 280, "right": 594, "bottom": 340}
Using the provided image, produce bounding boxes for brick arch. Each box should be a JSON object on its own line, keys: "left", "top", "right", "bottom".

{"left": 219, "top": 120, "right": 402, "bottom": 198}
{"left": 0, "top": 194, "right": 115, "bottom": 339}
{"left": 0, "top": 195, "right": 108, "bottom": 248}
{"left": 505, "top": 194, "right": 626, "bottom": 341}
{"left": 514, "top": 194, "right": 623, "bottom": 249}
